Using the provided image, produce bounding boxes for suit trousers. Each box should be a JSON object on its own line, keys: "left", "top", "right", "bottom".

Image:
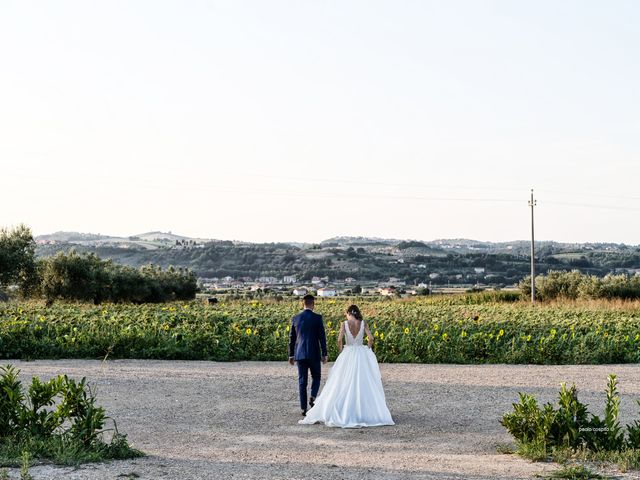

{"left": 297, "top": 358, "right": 321, "bottom": 410}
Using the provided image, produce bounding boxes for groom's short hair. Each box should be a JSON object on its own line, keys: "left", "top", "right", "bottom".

{"left": 302, "top": 294, "right": 315, "bottom": 306}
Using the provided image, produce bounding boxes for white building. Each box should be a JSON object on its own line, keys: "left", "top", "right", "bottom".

{"left": 256, "top": 276, "right": 278, "bottom": 284}
{"left": 317, "top": 288, "right": 337, "bottom": 297}
{"left": 283, "top": 275, "right": 297, "bottom": 284}
{"left": 474, "top": 268, "right": 485, "bottom": 274}
{"left": 293, "top": 288, "right": 308, "bottom": 296}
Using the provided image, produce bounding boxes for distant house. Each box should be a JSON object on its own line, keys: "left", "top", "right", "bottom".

{"left": 311, "top": 277, "right": 322, "bottom": 285}
{"left": 344, "top": 277, "right": 357, "bottom": 284}
{"left": 317, "top": 288, "right": 337, "bottom": 297}
{"left": 474, "top": 268, "right": 485, "bottom": 274}
{"left": 283, "top": 275, "right": 297, "bottom": 284}
{"left": 379, "top": 286, "right": 397, "bottom": 296}
{"left": 429, "top": 273, "right": 440, "bottom": 280}
{"left": 293, "top": 288, "right": 308, "bottom": 296}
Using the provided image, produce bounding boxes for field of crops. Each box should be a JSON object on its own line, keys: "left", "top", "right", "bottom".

{"left": 2, "top": 295, "right": 640, "bottom": 364}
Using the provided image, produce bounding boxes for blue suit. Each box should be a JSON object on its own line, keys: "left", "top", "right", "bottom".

{"left": 289, "top": 308, "right": 327, "bottom": 410}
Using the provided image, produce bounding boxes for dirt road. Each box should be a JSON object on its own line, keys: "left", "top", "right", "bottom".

{"left": 5, "top": 360, "right": 640, "bottom": 479}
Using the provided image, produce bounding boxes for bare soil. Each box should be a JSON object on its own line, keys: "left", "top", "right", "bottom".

{"left": 4, "top": 360, "right": 640, "bottom": 479}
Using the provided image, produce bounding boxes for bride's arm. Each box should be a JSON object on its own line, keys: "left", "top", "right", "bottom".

{"left": 364, "top": 321, "right": 374, "bottom": 348}
{"left": 337, "top": 322, "right": 344, "bottom": 353}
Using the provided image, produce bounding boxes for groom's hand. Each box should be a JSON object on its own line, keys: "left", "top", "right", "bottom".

{"left": 288, "top": 357, "right": 295, "bottom": 365}
{"left": 322, "top": 356, "right": 328, "bottom": 364}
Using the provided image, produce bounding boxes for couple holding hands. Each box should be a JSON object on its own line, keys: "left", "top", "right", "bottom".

{"left": 288, "top": 294, "right": 394, "bottom": 428}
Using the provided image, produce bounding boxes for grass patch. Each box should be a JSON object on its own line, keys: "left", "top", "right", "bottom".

{"left": 582, "top": 448, "right": 640, "bottom": 473}
{"left": 517, "top": 439, "right": 550, "bottom": 462}
{"left": 544, "top": 464, "right": 607, "bottom": 479}
{"left": 496, "top": 443, "right": 516, "bottom": 454}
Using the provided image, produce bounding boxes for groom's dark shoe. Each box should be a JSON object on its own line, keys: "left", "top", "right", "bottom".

{"left": 301, "top": 409, "right": 307, "bottom": 416}
{"left": 309, "top": 397, "right": 315, "bottom": 408}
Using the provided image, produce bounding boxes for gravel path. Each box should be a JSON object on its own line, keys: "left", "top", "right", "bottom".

{"left": 3, "top": 360, "right": 640, "bottom": 479}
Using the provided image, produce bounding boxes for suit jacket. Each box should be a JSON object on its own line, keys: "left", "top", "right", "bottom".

{"left": 288, "top": 309, "right": 328, "bottom": 362}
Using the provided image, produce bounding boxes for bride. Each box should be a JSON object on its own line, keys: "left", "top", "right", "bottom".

{"left": 299, "top": 304, "right": 394, "bottom": 428}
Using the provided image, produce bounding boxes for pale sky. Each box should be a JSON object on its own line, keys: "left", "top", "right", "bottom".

{"left": 1, "top": 1, "right": 639, "bottom": 244}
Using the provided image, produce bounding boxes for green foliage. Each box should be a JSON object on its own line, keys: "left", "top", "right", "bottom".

{"left": 20, "top": 451, "right": 32, "bottom": 480}
{"left": 627, "top": 401, "right": 640, "bottom": 449}
{"left": 555, "top": 383, "right": 590, "bottom": 449}
{"left": 545, "top": 464, "right": 605, "bottom": 479}
{"left": 500, "top": 393, "right": 546, "bottom": 444}
{"left": 603, "top": 375, "right": 625, "bottom": 451}
{"left": 1, "top": 296, "right": 640, "bottom": 363}
{"left": 495, "top": 443, "right": 515, "bottom": 454}
{"left": 0, "top": 225, "right": 39, "bottom": 298}
{"left": 516, "top": 437, "right": 549, "bottom": 462}
{"left": 502, "top": 375, "right": 640, "bottom": 466}
{"left": 41, "top": 251, "right": 197, "bottom": 305}
{"left": 0, "top": 365, "right": 142, "bottom": 467}
{"left": 521, "top": 270, "right": 640, "bottom": 301}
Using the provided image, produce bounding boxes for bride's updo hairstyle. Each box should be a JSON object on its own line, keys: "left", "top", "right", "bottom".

{"left": 346, "top": 304, "right": 363, "bottom": 321}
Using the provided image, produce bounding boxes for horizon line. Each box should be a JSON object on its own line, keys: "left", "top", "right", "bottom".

{"left": 32, "top": 229, "right": 640, "bottom": 247}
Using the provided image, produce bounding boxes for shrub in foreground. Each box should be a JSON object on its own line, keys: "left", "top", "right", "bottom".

{"left": 0, "top": 365, "right": 142, "bottom": 467}
{"left": 501, "top": 375, "right": 640, "bottom": 471}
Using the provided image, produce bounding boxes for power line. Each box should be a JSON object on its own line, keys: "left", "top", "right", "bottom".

{"left": 241, "top": 171, "right": 529, "bottom": 193}
{"left": 544, "top": 201, "right": 640, "bottom": 212}
{"left": 538, "top": 188, "right": 640, "bottom": 202}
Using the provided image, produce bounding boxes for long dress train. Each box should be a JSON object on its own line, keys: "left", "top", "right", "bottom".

{"left": 298, "top": 320, "right": 394, "bottom": 428}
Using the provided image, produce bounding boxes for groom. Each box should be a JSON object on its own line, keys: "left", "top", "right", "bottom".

{"left": 288, "top": 294, "right": 328, "bottom": 416}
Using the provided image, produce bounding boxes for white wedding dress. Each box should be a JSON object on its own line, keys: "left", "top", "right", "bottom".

{"left": 298, "top": 320, "right": 395, "bottom": 428}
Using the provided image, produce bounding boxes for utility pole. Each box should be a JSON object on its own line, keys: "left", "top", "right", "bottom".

{"left": 528, "top": 189, "right": 536, "bottom": 304}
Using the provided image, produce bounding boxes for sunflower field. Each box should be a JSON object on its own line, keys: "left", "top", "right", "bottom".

{"left": 1, "top": 296, "right": 640, "bottom": 364}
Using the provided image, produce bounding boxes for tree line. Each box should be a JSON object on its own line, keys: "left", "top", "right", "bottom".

{"left": 520, "top": 270, "right": 640, "bottom": 301}
{"left": 0, "top": 225, "right": 197, "bottom": 304}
